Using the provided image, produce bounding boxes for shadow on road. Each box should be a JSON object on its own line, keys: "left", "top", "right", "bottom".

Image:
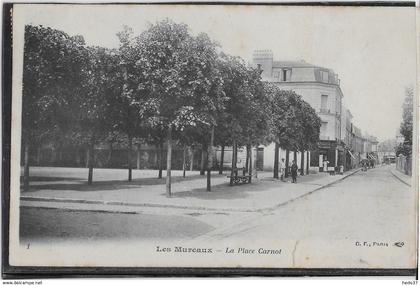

{"left": 170, "top": 179, "right": 281, "bottom": 200}
{"left": 20, "top": 173, "right": 226, "bottom": 192}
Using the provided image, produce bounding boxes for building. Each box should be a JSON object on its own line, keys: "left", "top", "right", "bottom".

{"left": 252, "top": 50, "right": 345, "bottom": 172}
{"left": 363, "top": 134, "right": 379, "bottom": 153}
{"left": 351, "top": 124, "right": 364, "bottom": 160}
{"left": 341, "top": 108, "right": 357, "bottom": 170}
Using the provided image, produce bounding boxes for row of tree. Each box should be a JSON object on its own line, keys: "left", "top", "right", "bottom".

{"left": 22, "top": 19, "right": 321, "bottom": 196}
{"left": 396, "top": 86, "right": 413, "bottom": 157}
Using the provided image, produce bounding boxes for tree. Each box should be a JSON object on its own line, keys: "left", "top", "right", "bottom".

{"left": 296, "top": 99, "right": 321, "bottom": 175}
{"left": 135, "top": 19, "right": 224, "bottom": 196}
{"left": 398, "top": 87, "right": 414, "bottom": 156}
{"left": 378, "top": 138, "right": 397, "bottom": 153}
{"left": 239, "top": 65, "right": 272, "bottom": 180}
{"left": 217, "top": 54, "right": 260, "bottom": 183}
{"left": 74, "top": 46, "right": 116, "bottom": 185}
{"left": 22, "top": 25, "right": 86, "bottom": 191}
{"left": 144, "top": 124, "right": 166, "bottom": 178}
{"left": 113, "top": 26, "right": 149, "bottom": 181}
{"left": 266, "top": 85, "right": 310, "bottom": 179}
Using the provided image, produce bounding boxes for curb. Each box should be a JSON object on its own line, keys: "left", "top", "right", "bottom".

{"left": 20, "top": 204, "right": 142, "bottom": 215}
{"left": 389, "top": 169, "right": 411, "bottom": 187}
{"left": 20, "top": 169, "right": 361, "bottom": 214}
{"left": 20, "top": 196, "right": 258, "bottom": 213}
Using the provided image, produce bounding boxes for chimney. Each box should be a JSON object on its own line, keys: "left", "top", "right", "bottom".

{"left": 252, "top": 50, "right": 273, "bottom": 80}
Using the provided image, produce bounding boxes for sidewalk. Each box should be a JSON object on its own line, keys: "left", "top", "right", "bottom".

{"left": 20, "top": 167, "right": 361, "bottom": 213}
{"left": 389, "top": 167, "right": 412, "bottom": 187}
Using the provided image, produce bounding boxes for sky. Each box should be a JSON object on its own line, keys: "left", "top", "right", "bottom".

{"left": 14, "top": 4, "right": 417, "bottom": 141}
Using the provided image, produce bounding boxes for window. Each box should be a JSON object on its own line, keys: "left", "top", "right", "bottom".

{"left": 282, "top": 69, "right": 291, "bottom": 81}
{"left": 321, "top": 122, "right": 328, "bottom": 138}
{"left": 321, "top": 95, "right": 328, "bottom": 112}
{"left": 273, "top": 70, "right": 280, "bottom": 81}
{"left": 321, "top": 70, "right": 329, "bottom": 83}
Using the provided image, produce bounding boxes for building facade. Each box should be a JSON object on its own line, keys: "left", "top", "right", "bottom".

{"left": 253, "top": 50, "right": 344, "bottom": 172}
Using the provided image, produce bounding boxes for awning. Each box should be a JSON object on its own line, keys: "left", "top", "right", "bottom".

{"left": 347, "top": 150, "right": 356, "bottom": 160}
{"left": 368, "top": 153, "right": 375, "bottom": 159}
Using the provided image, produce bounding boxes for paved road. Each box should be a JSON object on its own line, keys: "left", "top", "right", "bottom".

{"left": 20, "top": 208, "right": 214, "bottom": 243}
{"left": 192, "top": 165, "right": 416, "bottom": 268}
{"left": 200, "top": 166, "right": 415, "bottom": 241}
{"left": 20, "top": 166, "right": 415, "bottom": 255}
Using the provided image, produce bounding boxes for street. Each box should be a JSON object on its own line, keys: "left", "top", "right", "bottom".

{"left": 20, "top": 208, "right": 214, "bottom": 243}
{"left": 200, "top": 165, "right": 414, "bottom": 241}
{"left": 20, "top": 166, "right": 415, "bottom": 245}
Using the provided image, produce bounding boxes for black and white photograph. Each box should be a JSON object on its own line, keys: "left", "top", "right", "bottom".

{"left": 5, "top": 3, "right": 418, "bottom": 272}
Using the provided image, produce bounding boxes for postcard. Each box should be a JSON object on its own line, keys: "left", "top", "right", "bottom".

{"left": 4, "top": 3, "right": 418, "bottom": 275}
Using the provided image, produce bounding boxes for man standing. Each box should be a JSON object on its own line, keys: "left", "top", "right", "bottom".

{"left": 291, "top": 160, "right": 298, "bottom": 183}
{"left": 280, "top": 158, "right": 286, "bottom": 181}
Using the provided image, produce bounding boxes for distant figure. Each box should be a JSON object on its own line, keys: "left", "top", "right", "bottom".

{"left": 280, "top": 158, "right": 286, "bottom": 181}
{"left": 323, "top": 160, "right": 329, "bottom": 172}
{"left": 291, "top": 160, "right": 298, "bottom": 183}
{"left": 362, "top": 160, "right": 368, "bottom": 171}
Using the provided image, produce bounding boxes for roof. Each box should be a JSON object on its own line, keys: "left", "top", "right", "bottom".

{"left": 272, "top": 60, "right": 323, "bottom": 69}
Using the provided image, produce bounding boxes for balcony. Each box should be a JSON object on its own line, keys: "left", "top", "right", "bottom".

{"left": 319, "top": 108, "right": 341, "bottom": 119}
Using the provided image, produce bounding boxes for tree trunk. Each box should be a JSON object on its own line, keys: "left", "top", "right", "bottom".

{"left": 36, "top": 146, "right": 41, "bottom": 166}
{"left": 219, "top": 145, "right": 225, "bottom": 174}
{"left": 158, "top": 143, "right": 163, "bottom": 179}
{"left": 300, "top": 150, "right": 305, "bottom": 175}
{"left": 75, "top": 148, "right": 81, "bottom": 166}
{"left": 85, "top": 147, "right": 90, "bottom": 168}
{"left": 107, "top": 142, "right": 113, "bottom": 167}
{"left": 306, "top": 151, "right": 310, "bottom": 175}
{"left": 182, "top": 146, "right": 186, "bottom": 178}
{"left": 58, "top": 148, "right": 63, "bottom": 164}
{"left": 51, "top": 147, "right": 57, "bottom": 165}
{"left": 23, "top": 140, "right": 30, "bottom": 191}
{"left": 273, "top": 142, "right": 279, "bottom": 179}
{"left": 285, "top": 149, "right": 290, "bottom": 178}
{"left": 254, "top": 144, "right": 259, "bottom": 178}
{"left": 245, "top": 144, "right": 250, "bottom": 173}
{"left": 189, "top": 147, "right": 194, "bottom": 171}
{"left": 87, "top": 140, "right": 94, "bottom": 185}
{"left": 248, "top": 144, "right": 252, "bottom": 183}
{"left": 207, "top": 125, "right": 215, "bottom": 191}
{"left": 234, "top": 143, "right": 238, "bottom": 169}
{"left": 230, "top": 140, "right": 237, "bottom": 186}
{"left": 127, "top": 135, "right": 133, "bottom": 182}
{"left": 136, "top": 145, "right": 141, "bottom": 170}
{"left": 294, "top": 151, "right": 297, "bottom": 164}
{"left": 166, "top": 126, "right": 172, "bottom": 197}
{"left": 200, "top": 147, "right": 206, "bottom": 176}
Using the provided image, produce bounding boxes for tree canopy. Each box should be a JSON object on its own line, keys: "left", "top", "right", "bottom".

{"left": 397, "top": 87, "right": 414, "bottom": 156}
{"left": 21, "top": 21, "right": 322, "bottom": 192}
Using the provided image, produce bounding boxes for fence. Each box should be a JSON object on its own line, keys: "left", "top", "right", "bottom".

{"left": 396, "top": 154, "right": 412, "bottom": 176}
{"left": 22, "top": 146, "right": 217, "bottom": 171}
{"left": 23, "top": 145, "right": 262, "bottom": 172}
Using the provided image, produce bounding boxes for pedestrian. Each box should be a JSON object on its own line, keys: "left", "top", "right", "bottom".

{"left": 291, "top": 160, "right": 298, "bottom": 183}
{"left": 280, "top": 158, "right": 286, "bottom": 181}
{"left": 323, "top": 159, "right": 329, "bottom": 172}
